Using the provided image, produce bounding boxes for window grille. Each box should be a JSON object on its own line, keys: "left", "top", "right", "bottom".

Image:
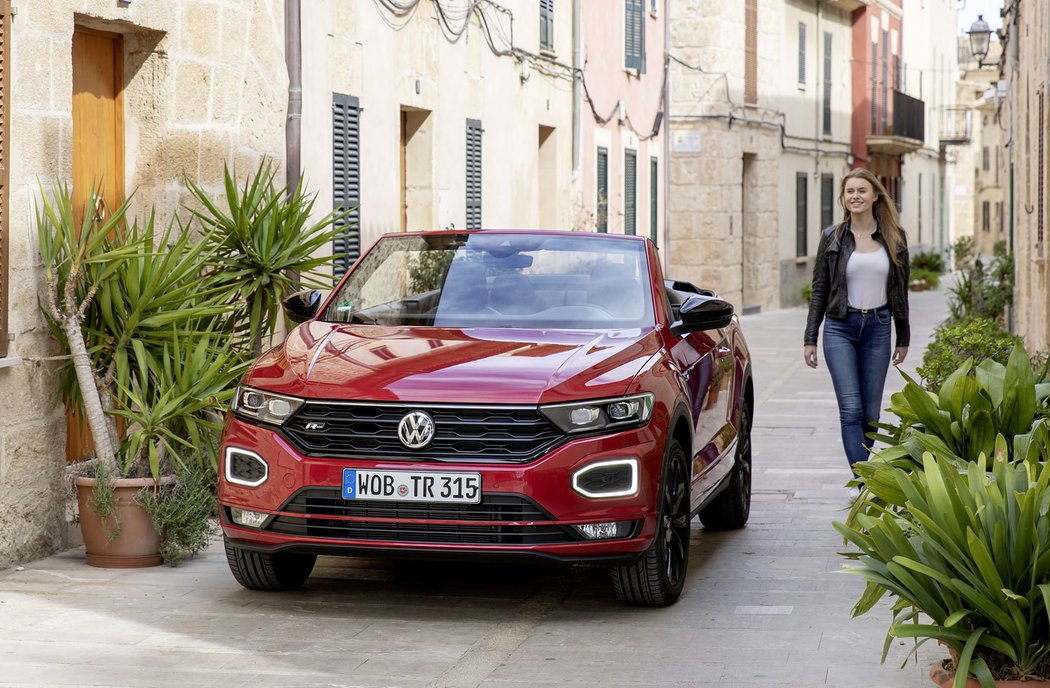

{"left": 822, "top": 33, "right": 832, "bottom": 135}
{"left": 820, "top": 175, "right": 834, "bottom": 230}
{"left": 539, "top": 0, "right": 554, "bottom": 53}
{"left": 798, "top": 23, "right": 806, "bottom": 85}
{"left": 744, "top": 0, "right": 757, "bottom": 104}
{"left": 596, "top": 147, "right": 608, "bottom": 233}
{"left": 624, "top": 0, "right": 645, "bottom": 72}
{"left": 796, "top": 173, "right": 808, "bottom": 257}
{"left": 466, "top": 119, "right": 483, "bottom": 230}
{"left": 332, "top": 93, "right": 361, "bottom": 279}
{"left": 624, "top": 149, "right": 637, "bottom": 235}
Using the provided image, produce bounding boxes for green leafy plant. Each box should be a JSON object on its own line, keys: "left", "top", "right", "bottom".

{"left": 867, "top": 343, "right": 1050, "bottom": 473}
{"left": 953, "top": 235, "right": 975, "bottom": 270}
{"left": 909, "top": 267, "right": 941, "bottom": 291}
{"left": 918, "top": 318, "right": 1021, "bottom": 392}
{"left": 836, "top": 451, "right": 1050, "bottom": 686}
{"left": 801, "top": 282, "right": 813, "bottom": 303}
{"left": 136, "top": 472, "right": 216, "bottom": 566}
{"left": 911, "top": 250, "right": 945, "bottom": 274}
{"left": 948, "top": 241, "right": 1013, "bottom": 324}
{"left": 186, "top": 162, "right": 348, "bottom": 352}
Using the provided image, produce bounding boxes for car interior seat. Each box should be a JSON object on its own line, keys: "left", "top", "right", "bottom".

{"left": 587, "top": 262, "right": 643, "bottom": 319}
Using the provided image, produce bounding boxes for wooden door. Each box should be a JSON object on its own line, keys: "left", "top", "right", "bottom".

{"left": 72, "top": 26, "right": 124, "bottom": 225}
{"left": 67, "top": 26, "right": 124, "bottom": 462}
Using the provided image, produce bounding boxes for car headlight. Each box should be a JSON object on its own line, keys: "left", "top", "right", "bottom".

{"left": 231, "top": 386, "right": 304, "bottom": 426}
{"left": 539, "top": 393, "right": 654, "bottom": 434}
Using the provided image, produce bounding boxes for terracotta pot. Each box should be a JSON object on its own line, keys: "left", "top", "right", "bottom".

{"left": 930, "top": 660, "right": 1050, "bottom": 687}
{"left": 74, "top": 476, "right": 174, "bottom": 568}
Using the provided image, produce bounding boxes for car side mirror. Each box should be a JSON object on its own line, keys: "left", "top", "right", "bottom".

{"left": 283, "top": 290, "right": 322, "bottom": 324}
{"left": 670, "top": 294, "right": 734, "bottom": 336}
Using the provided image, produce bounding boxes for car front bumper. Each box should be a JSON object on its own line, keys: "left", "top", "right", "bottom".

{"left": 218, "top": 416, "right": 666, "bottom": 562}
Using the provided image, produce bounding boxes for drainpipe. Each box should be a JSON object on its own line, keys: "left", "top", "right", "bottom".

{"left": 572, "top": 0, "right": 581, "bottom": 179}
{"left": 814, "top": 0, "right": 821, "bottom": 180}
{"left": 662, "top": 0, "right": 670, "bottom": 273}
{"left": 286, "top": 0, "right": 303, "bottom": 194}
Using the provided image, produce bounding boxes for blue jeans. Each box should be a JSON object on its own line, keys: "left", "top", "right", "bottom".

{"left": 822, "top": 306, "right": 892, "bottom": 473}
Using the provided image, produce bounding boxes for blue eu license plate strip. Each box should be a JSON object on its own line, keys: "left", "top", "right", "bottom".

{"left": 342, "top": 468, "right": 482, "bottom": 504}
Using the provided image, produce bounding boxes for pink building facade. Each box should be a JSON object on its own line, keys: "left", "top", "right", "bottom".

{"left": 576, "top": 0, "right": 666, "bottom": 250}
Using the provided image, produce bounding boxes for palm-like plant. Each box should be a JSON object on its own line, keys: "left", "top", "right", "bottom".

{"left": 836, "top": 452, "right": 1050, "bottom": 686}
{"left": 185, "top": 162, "right": 348, "bottom": 352}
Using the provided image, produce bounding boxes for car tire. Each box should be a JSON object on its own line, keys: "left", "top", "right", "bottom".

{"left": 610, "top": 440, "right": 690, "bottom": 607}
{"left": 698, "top": 402, "right": 752, "bottom": 531}
{"left": 224, "top": 537, "right": 317, "bottom": 591}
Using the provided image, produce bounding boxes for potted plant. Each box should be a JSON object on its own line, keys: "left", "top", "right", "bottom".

{"left": 37, "top": 164, "right": 348, "bottom": 567}
{"left": 838, "top": 345, "right": 1050, "bottom": 686}
{"left": 37, "top": 183, "right": 242, "bottom": 566}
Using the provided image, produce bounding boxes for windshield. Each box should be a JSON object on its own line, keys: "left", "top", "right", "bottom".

{"left": 322, "top": 233, "right": 655, "bottom": 329}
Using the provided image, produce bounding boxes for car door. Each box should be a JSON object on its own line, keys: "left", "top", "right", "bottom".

{"left": 669, "top": 327, "right": 722, "bottom": 501}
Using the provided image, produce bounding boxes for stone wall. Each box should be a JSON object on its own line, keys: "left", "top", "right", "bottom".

{"left": 0, "top": 0, "right": 286, "bottom": 569}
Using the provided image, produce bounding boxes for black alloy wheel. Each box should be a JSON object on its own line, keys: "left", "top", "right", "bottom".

{"left": 611, "top": 440, "right": 690, "bottom": 607}
{"left": 698, "top": 402, "right": 752, "bottom": 531}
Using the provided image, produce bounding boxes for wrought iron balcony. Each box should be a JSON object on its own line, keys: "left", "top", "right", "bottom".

{"left": 940, "top": 107, "right": 972, "bottom": 146}
{"left": 867, "top": 90, "right": 925, "bottom": 156}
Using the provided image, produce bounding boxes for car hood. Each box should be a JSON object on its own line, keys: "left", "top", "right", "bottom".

{"left": 244, "top": 322, "right": 661, "bottom": 404}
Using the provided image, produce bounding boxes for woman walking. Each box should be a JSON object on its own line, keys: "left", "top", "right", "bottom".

{"left": 804, "top": 169, "right": 910, "bottom": 500}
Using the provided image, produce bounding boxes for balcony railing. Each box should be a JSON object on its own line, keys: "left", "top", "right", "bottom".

{"left": 867, "top": 89, "right": 925, "bottom": 155}
{"left": 940, "top": 107, "right": 972, "bottom": 146}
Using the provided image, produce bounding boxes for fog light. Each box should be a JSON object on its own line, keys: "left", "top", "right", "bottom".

{"left": 574, "top": 521, "right": 631, "bottom": 540}
{"left": 229, "top": 508, "right": 269, "bottom": 529}
{"left": 571, "top": 458, "right": 639, "bottom": 498}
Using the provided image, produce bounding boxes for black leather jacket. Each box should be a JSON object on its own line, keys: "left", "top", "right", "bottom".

{"left": 804, "top": 220, "right": 910, "bottom": 348}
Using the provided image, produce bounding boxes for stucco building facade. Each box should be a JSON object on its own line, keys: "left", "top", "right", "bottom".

{"left": 0, "top": 0, "right": 287, "bottom": 568}
{"left": 1000, "top": 0, "right": 1050, "bottom": 352}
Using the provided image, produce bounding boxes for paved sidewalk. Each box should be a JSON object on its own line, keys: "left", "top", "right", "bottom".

{"left": 0, "top": 287, "right": 952, "bottom": 688}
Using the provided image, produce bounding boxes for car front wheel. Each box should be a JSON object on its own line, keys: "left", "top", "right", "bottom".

{"left": 611, "top": 440, "right": 690, "bottom": 607}
{"left": 224, "top": 537, "right": 317, "bottom": 591}
{"left": 698, "top": 402, "right": 752, "bottom": 531}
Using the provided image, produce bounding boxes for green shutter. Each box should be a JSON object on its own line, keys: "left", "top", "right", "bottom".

{"left": 624, "top": 149, "right": 637, "bottom": 235}
{"left": 466, "top": 119, "right": 483, "bottom": 230}
{"left": 332, "top": 93, "right": 361, "bottom": 279}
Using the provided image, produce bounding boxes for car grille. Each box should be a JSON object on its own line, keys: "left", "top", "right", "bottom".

{"left": 280, "top": 402, "right": 564, "bottom": 462}
{"left": 264, "top": 488, "right": 579, "bottom": 545}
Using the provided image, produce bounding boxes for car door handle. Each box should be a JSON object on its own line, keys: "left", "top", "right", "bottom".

{"left": 716, "top": 346, "right": 731, "bottom": 358}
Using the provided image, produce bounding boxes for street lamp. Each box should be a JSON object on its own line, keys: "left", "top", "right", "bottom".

{"left": 967, "top": 15, "right": 994, "bottom": 67}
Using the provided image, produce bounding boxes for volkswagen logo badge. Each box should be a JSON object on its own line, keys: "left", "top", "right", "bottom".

{"left": 397, "top": 411, "right": 435, "bottom": 449}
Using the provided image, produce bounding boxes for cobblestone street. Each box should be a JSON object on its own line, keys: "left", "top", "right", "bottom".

{"left": 0, "top": 287, "right": 950, "bottom": 687}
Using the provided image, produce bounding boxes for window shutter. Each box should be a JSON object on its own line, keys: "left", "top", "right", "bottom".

{"left": 796, "top": 173, "right": 808, "bottom": 257}
{"left": 1039, "top": 95, "right": 1045, "bottom": 247}
{"left": 624, "top": 148, "right": 637, "bottom": 235}
{"left": 649, "top": 156, "right": 658, "bottom": 245}
{"left": 0, "top": 1, "right": 9, "bottom": 357}
{"left": 744, "top": 0, "right": 757, "bottom": 104}
{"left": 596, "top": 147, "right": 608, "bottom": 233}
{"left": 820, "top": 174, "right": 834, "bottom": 231}
{"left": 624, "top": 0, "right": 644, "bottom": 72}
{"left": 798, "top": 22, "right": 806, "bottom": 84}
{"left": 822, "top": 32, "right": 832, "bottom": 135}
{"left": 466, "top": 118, "right": 483, "bottom": 230}
{"left": 332, "top": 93, "right": 361, "bottom": 279}
{"left": 540, "top": 0, "right": 554, "bottom": 53}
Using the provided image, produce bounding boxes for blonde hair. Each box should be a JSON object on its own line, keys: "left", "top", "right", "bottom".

{"left": 838, "top": 168, "right": 905, "bottom": 265}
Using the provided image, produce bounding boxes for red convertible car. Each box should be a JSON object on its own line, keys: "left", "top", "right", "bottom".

{"left": 219, "top": 230, "right": 753, "bottom": 606}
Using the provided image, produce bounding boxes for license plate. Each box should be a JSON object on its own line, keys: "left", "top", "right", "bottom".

{"left": 342, "top": 469, "right": 482, "bottom": 504}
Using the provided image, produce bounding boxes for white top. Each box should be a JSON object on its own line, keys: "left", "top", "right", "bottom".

{"left": 846, "top": 247, "right": 890, "bottom": 309}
